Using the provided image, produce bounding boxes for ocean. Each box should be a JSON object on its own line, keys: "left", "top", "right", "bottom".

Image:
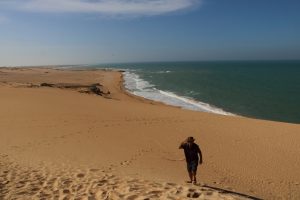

{"left": 88, "top": 61, "right": 300, "bottom": 124}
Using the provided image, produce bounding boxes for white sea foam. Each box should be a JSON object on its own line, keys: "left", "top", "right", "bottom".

{"left": 123, "top": 71, "right": 154, "bottom": 91}
{"left": 123, "top": 71, "right": 235, "bottom": 116}
{"left": 156, "top": 70, "right": 171, "bottom": 74}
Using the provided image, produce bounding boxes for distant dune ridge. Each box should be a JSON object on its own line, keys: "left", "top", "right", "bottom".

{"left": 0, "top": 67, "right": 300, "bottom": 199}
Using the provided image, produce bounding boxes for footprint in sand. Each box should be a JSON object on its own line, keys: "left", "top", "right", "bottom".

{"left": 63, "top": 189, "right": 70, "bottom": 194}
{"left": 125, "top": 194, "right": 138, "bottom": 200}
{"left": 97, "top": 179, "right": 108, "bottom": 186}
{"left": 187, "top": 191, "right": 201, "bottom": 198}
{"left": 63, "top": 180, "right": 73, "bottom": 186}
{"left": 89, "top": 168, "right": 100, "bottom": 172}
{"left": 76, "top": 173, "right": 85, "bottom": 178}
{"left": 31, "top": 187, "right": 40, "bottom": 193}
{"left": 120, "top": 160, "right": 131, "bottom": 166}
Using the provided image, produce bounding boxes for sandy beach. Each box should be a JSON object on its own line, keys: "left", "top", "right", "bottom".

{"left": 1, "top": 67, "right": 300, "bottom": 200}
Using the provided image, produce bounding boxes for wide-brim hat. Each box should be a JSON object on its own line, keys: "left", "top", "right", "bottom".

{"left": 187, "top": 137, "right": 195, "bottom": 142}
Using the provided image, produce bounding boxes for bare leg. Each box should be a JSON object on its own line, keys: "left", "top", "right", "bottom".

{"left": 187, "top": 172, "right": 193, "bottom": 183}
{"left": 192, "top": 171, "right": 197, "bottom": 184}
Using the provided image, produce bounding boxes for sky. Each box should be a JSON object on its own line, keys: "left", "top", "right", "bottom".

{"left": 0, "top": 0, "right": 300, "bottom": 66}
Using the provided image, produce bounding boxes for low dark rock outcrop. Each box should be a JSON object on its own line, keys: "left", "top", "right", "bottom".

{"left": 40, "top": 83, "right": 54, "bottom": 87}
{"left": 40, "top": 82, "right": 110, "bottom": 97}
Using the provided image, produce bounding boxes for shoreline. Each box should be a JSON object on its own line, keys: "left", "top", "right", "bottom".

{"left": 102, "top": 64, "right": 300, "bottom": 125}
{"left": 1, "top": 67, "right": 300, "bottom": 199}
{"left": 118, "top": 69, "right": 299, "bottom": 125}
{"left": 121, "top": 70, "right": 236, "bottom": 116}
{"left": 3, "top": 65, "right": 296, "bottom": 125}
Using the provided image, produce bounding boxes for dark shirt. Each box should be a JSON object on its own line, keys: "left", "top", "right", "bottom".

{"left": 180, "top": 143, "right": 201, "bottom": 163}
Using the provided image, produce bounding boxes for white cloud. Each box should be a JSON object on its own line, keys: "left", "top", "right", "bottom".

{"left": 3, "top": 0, "right": 201, "bottom": 16}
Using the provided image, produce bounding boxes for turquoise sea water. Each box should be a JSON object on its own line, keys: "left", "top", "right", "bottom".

{"left": 90, "top": 61, "right": 300, "bottom": 124}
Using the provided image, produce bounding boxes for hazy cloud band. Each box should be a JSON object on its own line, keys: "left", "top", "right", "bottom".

{"left": 2, "top": 0, "right": 201, "bottom": 16}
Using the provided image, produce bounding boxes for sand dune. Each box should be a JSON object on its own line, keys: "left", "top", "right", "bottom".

{"left": 0, "top": 67, "right": 300, "bottom": 199}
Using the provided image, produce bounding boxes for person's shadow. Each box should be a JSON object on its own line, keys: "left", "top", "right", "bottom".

{"left": 199, "top": 184, "right": 262, "bottom": 200}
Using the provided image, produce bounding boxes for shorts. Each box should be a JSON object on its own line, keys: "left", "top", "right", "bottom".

{"left": 187, "top": 160, "right": 198, "bottom": 172}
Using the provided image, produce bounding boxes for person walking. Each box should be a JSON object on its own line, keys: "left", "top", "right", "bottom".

{"left": 179, "top": 136, "right": 203, "bottom": 184}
